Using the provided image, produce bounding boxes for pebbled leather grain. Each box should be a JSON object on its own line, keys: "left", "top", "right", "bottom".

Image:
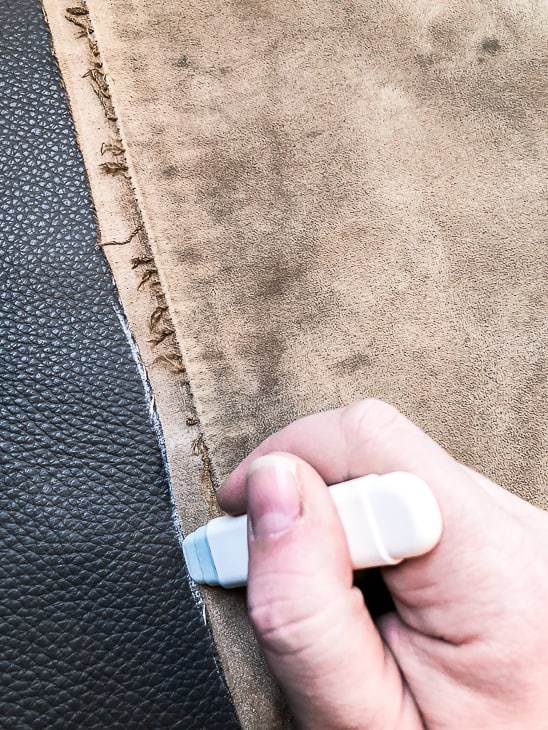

{"left": 0, "top": 1, "right": 239, "bottom": 727}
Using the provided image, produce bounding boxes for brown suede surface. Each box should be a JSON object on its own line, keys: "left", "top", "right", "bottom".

{"left": 46, "top": 0, "right": 547, "bottom": 726}
{"left": 85, "top": 0, "right": 546, "bottom": 502}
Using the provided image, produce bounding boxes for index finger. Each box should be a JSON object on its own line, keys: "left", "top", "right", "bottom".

{"left": 217, "top": 398, "right": 479, "bottom": 520}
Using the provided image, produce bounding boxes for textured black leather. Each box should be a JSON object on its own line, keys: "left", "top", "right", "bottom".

{"left": 0, "top": 1, "right": 238, "bottom": 727}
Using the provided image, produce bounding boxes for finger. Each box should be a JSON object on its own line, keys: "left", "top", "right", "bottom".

{"left": 219, "top": 399, "right": 490, "bottom": 549}
{"left": 246, "top": 452, "right": 421, "bottom": 730}
{"left": 219, "top": 398, "right": 476, "bottom": 517}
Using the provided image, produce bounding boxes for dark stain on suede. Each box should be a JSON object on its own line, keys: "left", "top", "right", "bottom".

{"left": 415, "top": 53, "right": 434, "bottom": 69}
{"left": 176, "top": 54, "right": 190, "bottom": 68}
{"left": 333, "top": 353, "right": 372, "bottom": 375}
{"left": 177, "top": 247, "right": 203, "bottom": 265}
{"left": 256, "top": 330, "right": 285, "bottom": 379}
{"left": 201, "top": 349, "right": 230, "bottom": 365}
{"left": 481, "top": 37, "right": 501, "bottom": 55}
{"left": 229, "top": 0, "right": 275, "bottom": 23}
{"left": 194, "top": 148, "right": 260, "bottom": 224}
{"left": 409, "top": 23, "right": 540, "bottom": 125}
{"left": 429, "top": 21, "right": 458, "bottom": 50}
{"left": 162, "top": 165, "right": 179, "bottom": 179}
{"left": 260, "top": 264, "right": 307, "bottom": 298}
{"left": 190, "top": 93, "right": 344, "bottom": 440}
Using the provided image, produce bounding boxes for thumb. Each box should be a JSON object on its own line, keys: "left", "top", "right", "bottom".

{"left": 245, "top": 453, "right": 420, "bottom": 730}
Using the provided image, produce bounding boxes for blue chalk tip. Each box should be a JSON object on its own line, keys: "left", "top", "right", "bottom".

{"left": 182, "top": 525, "right": 220, "bottom": 586}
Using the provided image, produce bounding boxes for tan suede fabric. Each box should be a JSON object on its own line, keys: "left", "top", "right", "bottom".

{"left": 45, "top": 0, "right": 547, "bottom": 726}
{"left": 87, "top": 0, "right": 546, "bottom": 499}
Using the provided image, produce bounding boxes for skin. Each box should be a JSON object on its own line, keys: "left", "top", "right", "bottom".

{"left": 217, "top": 399, "right": 548, "bottom": 730}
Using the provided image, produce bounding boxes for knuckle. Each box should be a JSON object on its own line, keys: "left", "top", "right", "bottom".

{"left": 248, "top": 597, "right": 288, "bottom": 638}
{"left": 342, "top": 398, "right": 404, "bottom": 450}
{"left": 249, "top": 588, "right": 365, "bottom": 658}
{"left": 248, "top": 592, "right": 330, "bottom": 657}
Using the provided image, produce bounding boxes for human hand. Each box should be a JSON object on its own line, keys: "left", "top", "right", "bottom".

{"left": 217, "top": 399, "right": 548, "bottom": 729}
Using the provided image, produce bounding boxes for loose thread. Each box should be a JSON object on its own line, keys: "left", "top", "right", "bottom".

{"left": 149, "top": 327, "right": 175, "bottom": 347}
{"left": 138, "top": 269, "right": 158, "bottom": 289}
{"left": 99, "top": 161, "right": 128, "bottom": 176}
{"left": 151, "top": 353, "right": 186, "bottom": 373}
{"left": 150, "top": 305, "right": 168, "bottom": 331}
{"left": 100, "top": 224, "right": 143, "bottom": 248}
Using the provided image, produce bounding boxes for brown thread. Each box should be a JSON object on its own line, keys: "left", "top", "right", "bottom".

{"left": 149, "top": 327, "right": 175, "bottom": 347}
{"left": 65, "top": 7, "right": 89, "bottom": 37}
{"left": 192, "top": 434, "right": 215, "bottom": 489}
{"left": 152, "top": 353, "right": 186, "bottom": 373}
{"left": 82, "top": 68, "right": 109, "bottom": 96}
{"left": 65, "top": 14, "right": 88, "bottom": 32}
{"left": 191, "top": 433, "right": 205, "bottom": 457}
{"left": 131, "top": 255, "right": 154, "bottom": 269}
{"left": 89, "top": 39, "right": 100, "bottom": 59}
{"left": 150, "top": 305, "right": 168, "bottom": 331}
{"left": 101, "top": 141, "right": 124, "bottom": 156}
{"left": 66, "top": 6, "right": 88, "bottom": 15}
{"left": 137, "top": 268, "right": 158, "bottom": 289}
{"left": 99, "top": 161, "right": 128, "bottom": 176}
{"left": 82, "top": 68, "right": 116, "bottom": 121}
{"left": 100, "top": 224, "right": 143, "bottom": 247}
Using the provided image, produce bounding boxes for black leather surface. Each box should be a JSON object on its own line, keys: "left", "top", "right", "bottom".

{"left": 0, "top": 1, "right": 238, "bottom": 727}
